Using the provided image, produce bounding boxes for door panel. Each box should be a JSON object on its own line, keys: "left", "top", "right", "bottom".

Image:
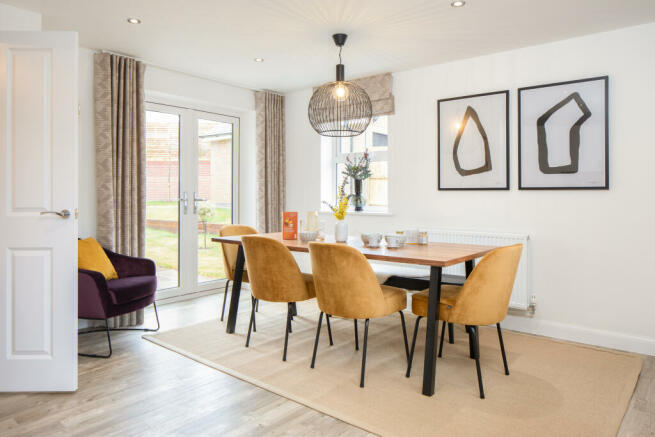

{"left": 0, "top": 32, "right": 78, "bottom": 391}
{"left": 145, "top": 103, "right": 238, "bottom": 299}
{"left": 145, "top": 109, "right": 181, "bottom": 291}
{"left": 196, "top": 117, "right": 233, "bottom": 283}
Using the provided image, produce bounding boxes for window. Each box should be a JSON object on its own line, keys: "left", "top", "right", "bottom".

{"left": 322, "top": 116, "right": 389, "bottom": 212}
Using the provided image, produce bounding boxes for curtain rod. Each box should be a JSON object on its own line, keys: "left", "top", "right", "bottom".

{"left": 95, "top": 49, "right": 259, "bottom": 93}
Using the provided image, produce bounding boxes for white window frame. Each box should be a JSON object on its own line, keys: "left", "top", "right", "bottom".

{"left": 320, "top": 116, "right": 390, "bottom": 214}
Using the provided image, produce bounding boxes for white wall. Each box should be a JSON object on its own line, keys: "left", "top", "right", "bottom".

{"left": 77, "top": 49, "right": 257, "bottom": 237}
{"left": 0, "top": 3, "right": 41, "bottom": 31}
{"left": 285, "top": 23, "right": 655, "bottom": 355}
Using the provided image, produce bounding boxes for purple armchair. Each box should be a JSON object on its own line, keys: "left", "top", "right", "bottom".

{"left": 78, "top": 248, "right": 160, "bottom": 358}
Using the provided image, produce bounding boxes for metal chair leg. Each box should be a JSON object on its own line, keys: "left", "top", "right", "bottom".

{"left": 245, "top": 301, "right": 256, "bottom": 347}
{"left": 406, "top": 316, "right": 422, "bottom": 377}
{"left": 438, "top": 320, "right": 446, "bottom": 357}
{"left": 354, "top": 319, "right": 359, "bottom": 351}
{"left": 283, "top": 303, "right": 291, "bottom": 361}
{"left": 360, "top": 319, "right": 370, "bottom": 388}
{"left": 251, "top": 296, "right": 257, "bottom": 332}
{"left": 78, "top": 320, "right": 112, "bottom": 358}
{"left": 326, "top": 314, "right": 334, "bottom": 346}
{"left": 448, "top": 322, "right": 455, "bottom": 344}
{"left": 220, "top": 280, "right": 230, "bottom": 321}
{"left": 399, "top": 311, "right": 409, "bottom": 360}
{"left": 466, "top": 325, "right": 475, "bottom": 359}
{"left": 256, "top": 297, "right": 260, "bottom": 312}
{"left": 310, "top": 312, "right": 324, "bottom": 368}
{"left": 471, "top": 326, "right": 485, "bottom": 399}
{"left": 497, "top": 323, "right": 510, "bottom": 375}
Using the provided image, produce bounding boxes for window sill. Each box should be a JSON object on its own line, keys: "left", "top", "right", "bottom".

{"left": 319, "top": 210, "right": 393, "bottom": 217}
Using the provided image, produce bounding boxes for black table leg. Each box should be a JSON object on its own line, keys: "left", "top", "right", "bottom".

{"left": 422, "top": 265, "right": 442, "bottom": 396}
{"left": 226, "top": 245, "right": 245, "bottom": 334}
{"left": 465, "top": 260, "right": 474, "bottom": 277}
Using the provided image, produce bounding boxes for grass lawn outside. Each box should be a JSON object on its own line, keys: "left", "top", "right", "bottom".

{"left": 145, "top": 227, "right": 226, "bottom": 280}
{"left": 146, "top": 201, "right": 231, "bottom": 224}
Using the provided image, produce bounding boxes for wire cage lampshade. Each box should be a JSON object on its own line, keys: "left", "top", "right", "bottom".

{"left": 308, "top": 34, "right": 372, "bottom": 137}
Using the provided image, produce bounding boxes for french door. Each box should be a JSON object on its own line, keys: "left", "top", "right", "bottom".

{"left": 145, "top": 102, "right": 239, "bottom": 299}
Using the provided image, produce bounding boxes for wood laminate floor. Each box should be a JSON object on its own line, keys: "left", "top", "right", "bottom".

{"left": 0, "top": 291, "right": 652, "bottom": 436}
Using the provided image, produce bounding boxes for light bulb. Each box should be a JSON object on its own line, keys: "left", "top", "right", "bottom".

{"left": 333, "top": 83, "right": 348, "bottom": 100}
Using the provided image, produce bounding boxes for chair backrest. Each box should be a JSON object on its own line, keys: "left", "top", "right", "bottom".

{"left": 308, "top": 242, "right": 387, "bottom": 319}
{"left": 241, "top": 236, "right": 313, "bottom": 303}
{"left": 219, "top": 225, "right": 257, "bottom": 281}
{"left": 449, "top": 244, "right": 523, "bottom": 326}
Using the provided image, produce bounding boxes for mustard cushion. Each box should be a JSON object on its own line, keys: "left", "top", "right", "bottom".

{"left": 78, "top": 237, "right": 118, "bottom": 280}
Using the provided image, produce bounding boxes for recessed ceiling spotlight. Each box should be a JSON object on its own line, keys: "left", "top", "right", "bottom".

{"left": 451, "top": 1, "right": 466, "bottom": 7}
{"left": 254, "top": 57, "right": 264, "bottom": 63}
{"left": 127, "top": 17, "right": 142, "bottom": 24}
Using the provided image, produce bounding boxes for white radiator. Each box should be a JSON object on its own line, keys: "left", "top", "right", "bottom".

{"left": 427, "top": 229, "right": 531, "bottom": 310}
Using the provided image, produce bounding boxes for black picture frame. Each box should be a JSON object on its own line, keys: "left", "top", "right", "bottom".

{"left": 437, "top": 90, "right": 510, "bottom": 191}
{"left": 518, "top": 76, "right": 609, "bottom": 190}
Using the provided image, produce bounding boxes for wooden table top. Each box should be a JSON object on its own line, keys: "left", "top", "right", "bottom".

{"left": 211, "top": 232, "right": 497, "bottom": 267}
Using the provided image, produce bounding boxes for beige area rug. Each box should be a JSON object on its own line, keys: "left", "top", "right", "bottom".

{"left": 144, "top": 300, "right": 642, "bottom": 437}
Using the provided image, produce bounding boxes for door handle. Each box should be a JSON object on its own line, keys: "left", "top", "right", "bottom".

{"left": 179, "top": 192, "right": 188, "bottom": 214}
{"left": 40, "top": 209, "right": 71, "bottom": 219}
{"left": 193, "top": 192, "right": 206, "bottom": 214}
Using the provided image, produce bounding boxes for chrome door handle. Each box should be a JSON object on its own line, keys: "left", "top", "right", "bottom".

{"left": 179, "top": 192, "right": 188, "bottom": 214}
{"left": 40, "top": 209, "right": 71, "bottom": 219}
{"left": 193, "top": 192, "right": 206, "bottom": 214}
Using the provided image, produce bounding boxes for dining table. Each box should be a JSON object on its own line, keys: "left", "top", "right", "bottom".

{"left": 211, "top": 232, "right": 497, "bottom": 397}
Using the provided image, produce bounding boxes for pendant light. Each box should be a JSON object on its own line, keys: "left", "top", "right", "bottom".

{"left": 308, "top": 33, "right": 372, "bottom": 137}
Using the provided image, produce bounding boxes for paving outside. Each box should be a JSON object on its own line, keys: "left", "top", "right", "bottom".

{"left": 155, "top": 267, "right": 219, "bottom": 291}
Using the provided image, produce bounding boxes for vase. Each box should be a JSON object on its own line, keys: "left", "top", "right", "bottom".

{"left": 353, "top": 179, "right": 366, "bottom": 211}
{"left": 335, "top": 220, "right": 348, "bottom": 243}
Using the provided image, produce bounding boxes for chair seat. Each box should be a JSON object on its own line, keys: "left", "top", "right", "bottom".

{"left": 411, "top": 284, "right": 462, "bottom": 320}
{"left": 107, "top": 275, "right": 157, "bottom": 305}
{"left": 381, "top": 285, "right": 407, "bottom": 314}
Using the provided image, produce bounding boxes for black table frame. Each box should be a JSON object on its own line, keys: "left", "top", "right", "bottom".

{"left": 224, "top": 243, "right": 475, "bottom": 397}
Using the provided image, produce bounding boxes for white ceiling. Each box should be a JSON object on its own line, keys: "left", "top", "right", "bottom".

{"left": 6, "top": 0, "right": 655, "bottom": 92}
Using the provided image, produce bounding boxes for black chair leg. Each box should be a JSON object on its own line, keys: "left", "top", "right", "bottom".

{"left": 406, "top": 316, "right": 422, "bottom": 377}
{"left": 251, "top": 297, "right": 257, "bottom": 332}
{"left": 79, "top": 302, "right": 160, "bottom": 358}
{"left": 470, "top": 326, "right": 485, "bottom": 399}
{"left": 466, "top": 325, "right": 475, "bottom": 359}
{"left": 245, "top": 301, "right": 256, "bottom": 347}
{"left": 326, "top": 314, "right": 334, "bottom": 346}
{"left": 283, "top": 303, "right": 291, "bottom": 361}
{"left": 438, "top": 320, "right": 446, "bottom": 358}
{"left": 256, "top": 298, "right": 260, "bottom": 312}
{"left": 220, "top": 280, "right": 230, "bottom": 321}
{"left": 360, "top": 319, "right": 370, "bottom": 388}
{"left": 78, "top": 320, "right": 112, "bottom": 358}
{"left": 354, "top": 319, "right": 359, "bottom": 351}
{"left": 448, "top": 322, "right": 455, "bottom": 344}
{"left": 399, "top": 311, "right": 409, "bottom": 360}
{"left": 310, "top": 312, "right": 324, "bottom": 368}
{"left": 497, "top": 323, "right": 510, "bottom": 375}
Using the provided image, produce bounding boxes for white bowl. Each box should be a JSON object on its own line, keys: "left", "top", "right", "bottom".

{"left": 384, "top": 234, "right": 406, "bottom": 248}
{"left": 299, "top": 231, "right": 318, "bottom": 242}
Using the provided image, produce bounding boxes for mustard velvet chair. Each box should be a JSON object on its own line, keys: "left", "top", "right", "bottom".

{"left": 219, "top": 225, "right": 258, "bottom": 322}
{"left": 405, "top": 244, "right": 523, "bottom": 398}
{"left": 308, "top": 242, "right": 409, "bottom": 388}
{"left": 241, "top": 235, "right": 318, "bottom": 361}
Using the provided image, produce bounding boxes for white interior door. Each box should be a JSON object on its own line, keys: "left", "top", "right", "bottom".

{"left": 145, "top": 103, "right": 239, "bottom": 300}
{"left": 0, "top": 32, "right": 78, "bottom": 391}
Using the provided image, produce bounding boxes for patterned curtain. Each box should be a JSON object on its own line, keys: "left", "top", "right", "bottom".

{"left": 94, "top": 53, "right": 147, "bottom": 327}
{"left": 255, "top": 91, "right": 286, "bottom": 232}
